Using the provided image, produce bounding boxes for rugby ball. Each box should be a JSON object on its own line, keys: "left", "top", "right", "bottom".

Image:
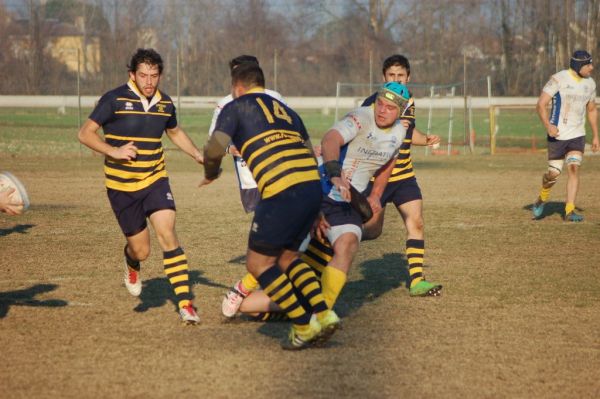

{"left": 0, "top": 171, "right": 30, "bottom": 213}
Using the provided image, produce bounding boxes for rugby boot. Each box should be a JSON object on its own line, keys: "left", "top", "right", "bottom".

{"left": 123, "top": 263, "right": 142, "bottom": 297}
{"left": 221, "top": 280, "right": 248, "bottom": 318}
{"left": 409, "top": 280, "right": 442, "bottom": 297}
{"left": 564, "top": 211, "right": 584, "bottom": 222}
{"left": 281, "top": 317, "right": 322, "bottom": 350}
{"left": 179, "top": 303, "right": 200, "bottom": 325}
{"left": 532, "top": 198, "right": 546, "bottom": 220}
{"left": 315, "top": 310, "right": 341, "bottom": 346}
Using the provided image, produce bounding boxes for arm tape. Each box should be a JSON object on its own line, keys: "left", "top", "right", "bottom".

{"left": 323, "top": 160, "right": 342, "bottom": 178}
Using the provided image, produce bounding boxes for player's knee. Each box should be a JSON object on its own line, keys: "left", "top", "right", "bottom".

{"left": 333, "top": 233, "right": 359, "bottom": 259}
{"left": 129, "top": 245, "right": 150, "bottom": 261}
{"left": 543, "top": 160, "right": 562, "bottom": 188}
{"left": 155, "top": 230, "right": 178, "bottom": 250}
{"left": 406, "top": 215, "right": 424, "bottom": 235}
{"left": 565, "top": 153, "right": 582, "bottom": 173}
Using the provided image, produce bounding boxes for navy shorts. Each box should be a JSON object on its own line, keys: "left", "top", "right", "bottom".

{"left": 320, "top": 196, "right": 363, "bottom": 228}
{"left": 249, "top": 182, "right": 322, "bottom": 256}
{"left": 547, "top": 136, "right": 586, "bottom": 160}
{"left": 365, "top": 177, "right": 422, "bottom": 208}
{"left": 107, "top": 178, "right": 176, "bottom": 237}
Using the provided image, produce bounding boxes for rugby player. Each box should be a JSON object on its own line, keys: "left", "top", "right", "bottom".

{"left": 78, "top": 48, "right": 202, "bottom": 324}
{"left": 201, "top": 63, "right": 340, "bottom": 350}
{"left": 532, "top": 50, "right": 599, "bottom": 221}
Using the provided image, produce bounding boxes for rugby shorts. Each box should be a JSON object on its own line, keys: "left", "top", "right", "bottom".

{"left": 365, "top": 177, "right": 422, "bottom": 208}
{"left": 547, "top": 136, "right": 585, "bottom": 160}
{"left": 107, "top": 177, "right": 176, "bottom": 237}
{"left": 248, "top": 181, "right": 322, "bottom": 257}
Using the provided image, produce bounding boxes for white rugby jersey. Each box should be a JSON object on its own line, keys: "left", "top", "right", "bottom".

{"left": 323, "top": 106, "right": 407, "bottom": 201}
{"left": 208, "top": 89, "right": 284, "bottom": 191}
{"left": 543, "top": 69, "right": 596, "bottom": 140}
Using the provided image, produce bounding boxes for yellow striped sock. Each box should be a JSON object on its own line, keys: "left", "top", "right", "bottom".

{"left": 163, "top": 247, "right": 192, "bottom": 310}
{"left": 406, "top": 239, "right": 425, "bottom": 289}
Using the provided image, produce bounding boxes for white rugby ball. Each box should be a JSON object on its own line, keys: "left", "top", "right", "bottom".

{"left": 0, "top": 171, "right": 30, "bottom": 213}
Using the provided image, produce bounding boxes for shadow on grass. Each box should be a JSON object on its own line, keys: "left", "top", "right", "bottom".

{"left": 133, "top": 269, "right": 228, "bottom": 314}
{"left": 524, "top": 201, "right": 584, "bottom": 220}
{"left": 0, "top": 283, "right": 67, "bottom": 318}
{"left": 256, "top": 252, "right": 410, "bottom": 340}
{"left": 0, "top": 224, "right": 35, "bottom": 237}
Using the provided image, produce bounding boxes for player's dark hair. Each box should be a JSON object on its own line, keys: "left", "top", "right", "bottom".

{"left": 231, "top": 62, "right": 265, "bottom": 88}
{"left": 128, "top": 48, "right": 164, "bottom": 74}
{"left": 229, "top": 55, "right": 260, "bottom": 72}
{"left": 382, "top": 54, "right": 410, "bottom": 77}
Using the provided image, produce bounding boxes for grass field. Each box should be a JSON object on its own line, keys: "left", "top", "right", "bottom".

{"left": 0, "top": 105, "right": 548, "bottom": 156}
{"left": 1, "top": 108, "right": 600, "bottom": 398}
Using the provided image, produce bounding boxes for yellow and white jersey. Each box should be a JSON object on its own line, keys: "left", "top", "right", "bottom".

{"left": 543, "top": 69, "right": 596, "bottom": 141}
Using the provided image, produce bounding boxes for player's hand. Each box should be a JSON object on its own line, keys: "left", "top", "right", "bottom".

{"left": 592, "top": 137, "right": 600, "bottom": 153}
{"left": 312, "top": 213, "right": 330, "bottom": 241}
{"left": 366, "top": 194, "right": 382, "bottom": 215}
{"left": 426, "top": 134, "right": 441, "bottom": 146}
{"left": 312, "top": 145, "right": 322, "bottom": 157}
{"left": 193, "top": 152, "right": 204, "bottom": 164}
{"left": 228, "top": 145, "right": 241, "bottom": 157}
{"left": 400, "top": 119, "right": 410, "bottom": 129}
{"left": 109, "top": 141, "right": 138, "bottom": 161}
{"left": 331, "top": 176, "right": 351, "bottom": 202}
{"left": 0, "top": 188, "right": 23, "bottom": 216}
{"left": 547, "top": 125, "right": 559, "bottom": 138}
{"left": 198, "top": 177, "right": 216, "bottom": 188}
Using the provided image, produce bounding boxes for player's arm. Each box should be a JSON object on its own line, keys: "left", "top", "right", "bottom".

{"left": 77, "top": 119, "right": 137, "bottom": 160}
{"left": 587, "top": 100, "right": 599, "bottom": 152}
{"left": 200, "top": 130, "right": 230, "bottom": 186}
{"left": 411, "top": 127, "right": 441, "bottom": 146}
{"left": 368, "top": 156, "right": 396, "bottom": 214}
{"left": 537, "top": 92, "right": 558, "bottom": 137}
{"left": 321, "top": 128, "right": 351, "bottom": 201}
{"left": 165, "top": 125, "right": 203, "bottom": 164}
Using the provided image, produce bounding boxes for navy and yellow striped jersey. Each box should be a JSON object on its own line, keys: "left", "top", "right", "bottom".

{"left": 362, "top": 91, "right": 416, "bottom": 183}
{"left": 89, "top": 80, "right": 177, "bottom": 192}
{"left": 214, "top": 89, "right": 320, "bottom": 199}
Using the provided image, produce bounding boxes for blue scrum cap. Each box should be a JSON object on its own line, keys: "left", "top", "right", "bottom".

{"left": 377, "top": 82, "right": 411, "bottom": 110}
{"left": 570, "top": 50, "right": 592, "bottom": 74}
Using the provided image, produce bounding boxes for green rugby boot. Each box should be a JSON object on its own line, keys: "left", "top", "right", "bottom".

{"left": 281, "top": 317, "right": 322, "bottom": 351}
{"left": 564, "top": 211, "right": 584, "bottom": 222}
{"left": 532, "top": 199, "right": 546, "bottom": 220}
{"left": 409, "top": 280, "right": 442, "bottom": 297}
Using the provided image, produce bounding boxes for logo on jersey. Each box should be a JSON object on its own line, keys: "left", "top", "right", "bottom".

{"left": 157, "top": 104, "right": 166, "bottom": 113}
{"left": 366, "top": 132, "right": 376, "bottom": 141}
{"left": 166, "top": 192, "right": 174, "bottom": 201}
{"left": 125, "top": 102, "right": 134, "bottom": 110}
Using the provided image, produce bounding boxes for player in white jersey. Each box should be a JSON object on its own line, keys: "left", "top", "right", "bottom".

{"left": 208, "top": 55, "right": 285, "bottom": 213}
{"left": 532, "top": 50, "right": 599, "bottom": 222}
{"left": 317, "top": 82, "right": 410, "bottom": 309}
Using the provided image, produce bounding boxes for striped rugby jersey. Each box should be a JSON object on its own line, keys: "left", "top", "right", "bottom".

{"left": 213, "top": 89, "right": 320, "bottom": 199}
{"left": 89, "top": 80, "right": 177, "bottom": 192}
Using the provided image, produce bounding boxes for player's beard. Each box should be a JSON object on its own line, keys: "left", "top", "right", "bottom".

{"left": 134, "top": 80, "right": 157, "bottom": 98}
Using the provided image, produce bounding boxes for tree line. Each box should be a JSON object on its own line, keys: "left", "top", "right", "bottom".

{"left": 1, "top": 0, "right": 599, "bottom": 97}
